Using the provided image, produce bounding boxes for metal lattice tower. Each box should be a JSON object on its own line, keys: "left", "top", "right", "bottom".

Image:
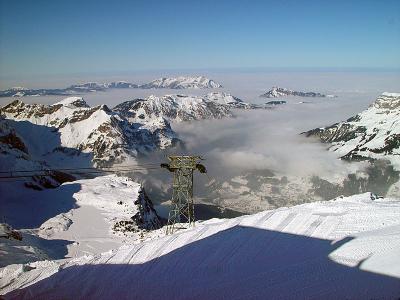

{"left": 161, "top": 155, "right": 206, "bottom": 235}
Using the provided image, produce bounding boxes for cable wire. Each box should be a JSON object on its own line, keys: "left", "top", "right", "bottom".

{"left": 0, "top": 165, "right": 162, "bottom": 181}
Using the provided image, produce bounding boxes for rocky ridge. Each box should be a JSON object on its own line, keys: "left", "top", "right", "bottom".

{"left": 113, "top": 92, "right": 254, "bottom": 123}
{"left": 0, "top": 97, "right": 178, "bottom": 168}
{"left": 261, "top": 86, "right": 335, "bottom": 98}
{"left": 304, "top": 92, "right": 400, "bottom": 169}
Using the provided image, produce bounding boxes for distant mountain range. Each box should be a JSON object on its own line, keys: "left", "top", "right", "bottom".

{"left": 0, "top": 76, "right": 223, "bottom": 97}
{"left": 261, "top": 86, "right": 336, "bottom": 98}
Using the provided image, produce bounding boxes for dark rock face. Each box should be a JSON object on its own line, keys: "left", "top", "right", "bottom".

{"left": 24, "top": 171, "right": 76, "bottom": 190}
{"left": 1, "top": 100, "right": 63, "bottom": 118}
{"left": 113, "top": 187, "right": 162, "bottom": 233}
{"left": 132, "top": 187, "right": 162, "bottom": 230}
{"left": 304, "top": 123, "right": 367, "bottom": 143}
{"left": 0, "top": 223, "right": 22, "bottom": 241}
{"left": 0, "top": 132, "right": 28, "bottom": 154}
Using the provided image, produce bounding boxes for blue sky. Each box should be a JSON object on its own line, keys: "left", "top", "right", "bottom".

{"left": 0, "top": 0, "right": 399, "bottom": 78}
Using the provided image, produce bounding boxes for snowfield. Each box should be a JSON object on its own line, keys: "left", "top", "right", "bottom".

{"left": 1, "top": 192, "right": 399, "bottom": 299}
{"left": 0, "top": 175, "right": 162, "bottom": 268}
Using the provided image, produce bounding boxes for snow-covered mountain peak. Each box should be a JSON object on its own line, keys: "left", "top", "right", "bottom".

{"left": 371, "top": 92, "right": 400, "bottom": 110}
{"left": 54, "top": 96, "right": 90, "bottom": 108}
{"left": 204, "top": 92, "right": 243, "bottom": 105}
{"left": 0, "top": 97, "right": 179, "bottom": 167}
{"left": 304, "top": 92, "right": 400, "bottom": 169}
{"left": 113, "top": 92, "right": 263, "bottom": 124}
{"left": 113, "top": 93, "right": 233, "bottom": 123}
{"left": 140, "top": 76, "right": 222, "bottom": 89}
{"left": 261, "top": 86, "right": 330, "bottom": 98}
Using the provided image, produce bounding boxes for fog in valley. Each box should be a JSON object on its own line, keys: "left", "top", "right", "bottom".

{"left": 2, "top": 70, "right": 400, "bottom": 217}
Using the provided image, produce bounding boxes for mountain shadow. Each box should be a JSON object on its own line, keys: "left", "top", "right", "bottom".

{"left": 0, "top": 182, "right": 81, "bottom": 229}
{"left": 0, "top": 232, "right": 73, "bottom": 268}
{"left": 6, "top": 226, "right": 400, "bottom": 299}
{"left": 0, "top": 119, "right": 94, "bottom": 228}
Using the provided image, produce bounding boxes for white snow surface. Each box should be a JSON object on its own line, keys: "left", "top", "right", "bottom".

{"left": 38, "top": 175, "right": 141, "bottom": 238}
{"left": 0, "top": 175, "right": 160, "bottom": 268}
{"left": 1, "top": 192, "right": 400, "bottom": 299}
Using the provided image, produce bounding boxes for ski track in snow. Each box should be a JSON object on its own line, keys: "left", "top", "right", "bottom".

{"left": 1, "top": 192, "right": 400, "bottom": 299}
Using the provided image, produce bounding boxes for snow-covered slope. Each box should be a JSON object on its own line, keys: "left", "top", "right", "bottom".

{"left": 261, "top": 86, "right": 334, "bottom": 98}
{"left": 0, "top": 175, "right": 162, "bottom": 266}
{"left": 1, "top": 193, "right": 400, "bottom": 299}
{"left": 203, "top": 92, "right": 261, "bottom": 109}
{"left": 304, "top": 92, "right": 400, "bottom": 169}
{"left": 112, "top": 92, "right": 263, "bottom": 124}
{"left": 139, "top": 76, "right": 222, "bottom": 89}
{"left": 0, "top": 97, "right": 178, "bottom": 167}
{"left": 0, "top": 117, "right": 77, "bottom": 189}
{"left": 113, "top": 93, "right": 233, "bottom": 123}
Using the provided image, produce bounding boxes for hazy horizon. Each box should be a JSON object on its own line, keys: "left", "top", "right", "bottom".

{"left": 1, "top": 0, "right": 400, "bottom": 79}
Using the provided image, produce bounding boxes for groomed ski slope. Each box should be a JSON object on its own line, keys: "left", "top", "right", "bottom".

{"left": 1, "top": 193, "right": 400, "bottom": 299}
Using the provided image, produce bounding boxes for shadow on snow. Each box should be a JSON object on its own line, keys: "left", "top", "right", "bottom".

{"left": 6, "top": 225, "right": 400, "bottom": 299}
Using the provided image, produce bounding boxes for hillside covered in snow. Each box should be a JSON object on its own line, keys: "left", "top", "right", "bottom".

{"left": 113, "top": 92, "right": 259, "bottom": 123}
{"left": 0, "top": 97, "right": 178, "bottom": 168}
{"left": 0, "top": 92, "right": 259, "bottom": 181}
{"left": 0, "top": 175, "right": 162, "bottom": 268}
{"left": 305, "top": 92, "right": 400, "bottom": 170}
{"left": 1, "top": 192, "right": 399, "bottom": 299}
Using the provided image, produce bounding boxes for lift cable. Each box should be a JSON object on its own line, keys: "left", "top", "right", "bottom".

{"left": 0, "top": 165, "right": 162, "bottom": 181}
{"left": 0, "top": 163, "right": 163, "bottom": 175}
